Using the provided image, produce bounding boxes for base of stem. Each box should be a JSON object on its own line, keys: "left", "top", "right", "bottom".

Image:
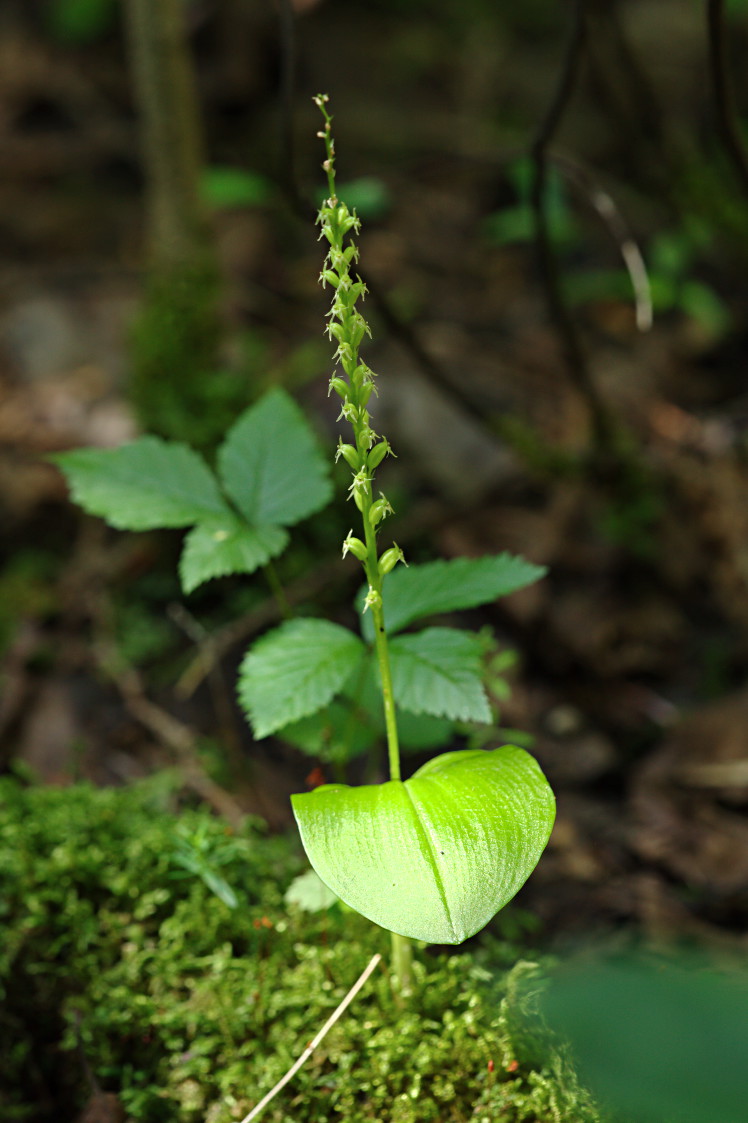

{"left": 390, "top": 931, "right": 413, "bottom": 995}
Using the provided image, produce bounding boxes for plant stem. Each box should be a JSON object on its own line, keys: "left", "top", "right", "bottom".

{"left": 390, "top": 931, "right": 412, "bottom": 995}
{"left": 360, "top": 513, "right": 401, "bottom": 782}
{"left": 263, "top": 561, "right": 292, "bottom": 621}
{"left": 315, "top": 95, "right": 412, "bottom": 990}
{"left": 369, "top": 598, "right": 401, "bottom": 781}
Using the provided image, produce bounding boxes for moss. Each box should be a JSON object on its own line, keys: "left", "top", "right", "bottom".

{"left": 0, "top": 774, "right": 604, "bottom": 1122}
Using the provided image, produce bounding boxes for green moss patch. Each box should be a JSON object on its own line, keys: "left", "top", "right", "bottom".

{"left": 0, "top": 774, "right": 602, "bottom": 1122}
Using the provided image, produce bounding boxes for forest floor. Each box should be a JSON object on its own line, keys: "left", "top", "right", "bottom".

{"left": 3, "top": 0, "right": 748, "bottom": 960}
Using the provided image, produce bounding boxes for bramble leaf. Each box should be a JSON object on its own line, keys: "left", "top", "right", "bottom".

{"left": 218, "top": 388, "right": 332, "bottom": 529}
{"left": 389, "top": 628, "right": 491, "bottom": 723}
{"left": 292, "top": 745, "right": 556, "bottom": 943}
{"left": 277, "top": 698, "right": 379, "bottom": 764}
{"left": 360, "top": 554, "right": 546, "bottom": 637}
{"left": 53, "top": 438, "right": 228, "bottom": 530}
{"left": 179, "top": 516, "right": 288, "bottom": 594}
{"left": 238, "top": 619, "right": 365, "bottom": 738}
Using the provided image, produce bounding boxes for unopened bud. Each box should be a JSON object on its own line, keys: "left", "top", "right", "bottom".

{"left": 336, "top": 442, "right": 360, "bottom": 469}
{"left": 328, "top": 377, "right": 348, "bottom": 399}
{"left": 378, "top": 545, "right": 405, "bottom": 576}
{"left": 369, "top": 497, "right": 393, "bottom": 527}
{"left": 359, "top": 381, "right": 375, "bottom": 407}
{"left": 367, "top": 440, "right": 390, "bottom": 470}
{"left": 342, "top": 534, "right": 367, "bottom": 562}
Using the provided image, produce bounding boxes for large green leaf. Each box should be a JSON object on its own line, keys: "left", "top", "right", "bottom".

{"left": 237, "top": 619, "right": 365, "bottom": 738}
{"left": 218, "top": 388, "right": 332, "bottom": 529}
{"left": 389, "top": 628, "right": 491, "bottom": 723}
{"left": 292, "top": 746, "right": 555, "bottom": 944}
{"left": 361, "top": 554, "right": 547, "bottom": 637}
{"left": 179, "top": 516, "right": 288, "bottom": 594}
{"left": 53, "top": 438, "right": 228, "bottom": 530}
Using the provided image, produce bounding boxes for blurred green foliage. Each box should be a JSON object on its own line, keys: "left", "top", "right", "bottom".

{"left": 1, "top": 773, "right": 603, "bottom": 1123}
{"left": 0, "top": 550, "right": 58, "bottom": 656}
{"left": 201, "top": 168, "right": 275, "bottom": 211}
{"left": 43, "top": 0, "right": 117, "bottom": 44}
{"left": 543, "top": 953, "right": 748, "bottom": 1123}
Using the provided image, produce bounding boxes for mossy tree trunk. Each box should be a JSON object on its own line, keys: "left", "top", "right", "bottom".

{"left": 123, "top": 0, "right": 242, "bottom": 451}
{"left": 124, "top": 0, "right": 207, "bottom": 268}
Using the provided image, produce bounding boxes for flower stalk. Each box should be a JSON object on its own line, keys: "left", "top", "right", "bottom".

{"left": 315, "top": 95, "right": 412, "bottom": 990}
{"left": 314, "top": 94, "right": 405, "bottom": 784}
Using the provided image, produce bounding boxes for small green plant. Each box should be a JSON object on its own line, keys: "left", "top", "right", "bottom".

{"left": 55, "top": 97, "right": 555, "bottom": 990}
{"left": 55, "top": 387, "right": 332, "bottom": 595}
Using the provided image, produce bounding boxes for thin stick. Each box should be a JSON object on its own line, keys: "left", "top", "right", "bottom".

{"left": 237, "top": 954, "right": 382, "bottom": 1123}
{"left": 707, "top": 0, "right": 748, "bottom": 199}
{"left": 528, "top": 0, "right": 614, "bottom": 449}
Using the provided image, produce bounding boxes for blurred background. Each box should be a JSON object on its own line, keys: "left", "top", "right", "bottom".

{"left": 4, "top": 0, "right": 748, "bottom": 954}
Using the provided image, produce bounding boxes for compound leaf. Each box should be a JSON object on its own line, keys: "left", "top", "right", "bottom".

{"left": 238, "top": 619, "right": 365, "bottom": 738}
{"left": 362, "top": 554, "right": 546, "bottom": 637}
{"left": 292, "top": 745, "right": 556, "bottom": 944}
{"left": 53, "top": 438, "right": 228, "bottom": 530}
{"left": 179, "top": 516, "right": 288, "bottom": 594}
{"left": 389, "top": 628, "right": 491, "bottom": 723}
{"left": 218, "top": 388, "right": 332, "bottom": 529}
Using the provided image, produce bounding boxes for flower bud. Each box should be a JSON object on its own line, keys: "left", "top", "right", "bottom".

{"left": 368, "top": 497, "right": 392, "bottom": 527}
{"left": 378, "top": 545, "right": 405, "bottom": 576}
{"left": 336, "top": 442, "right": 360, "bottom": 469}
{"left": 367, "top": 440, "right": 390, "bottom": 470}
{"left": 328, "top": 377, "right": 348, "bottom": 399}
{"left": 359, "top": 381, "right": 375, "bottom": 407}
{"left": 363, "top": 586, "right": 382, "bottom": 613}
{"left": 342, "top": 534, "right": 367, "bottom": 562}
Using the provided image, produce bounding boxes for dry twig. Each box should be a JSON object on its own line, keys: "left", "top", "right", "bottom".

{"left": 238, "top": 953, "right": 382, "bottom": 1123}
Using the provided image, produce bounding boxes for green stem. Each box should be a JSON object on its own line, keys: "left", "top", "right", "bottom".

{"left": 369, "top": 597, "right": 401, "bottom": 782}
{"left": 360, "top": 500, "right": 401, "bottom": 782}
{"left": 263, "top": 561, "right": 292, "bottom": 621}
{"left": 390, "top": 931, "right": 413, "bottom": 995}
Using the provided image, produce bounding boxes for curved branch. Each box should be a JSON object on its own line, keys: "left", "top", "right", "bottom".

{"left": 555, "top": 155, "right": 652, "bottom": 332}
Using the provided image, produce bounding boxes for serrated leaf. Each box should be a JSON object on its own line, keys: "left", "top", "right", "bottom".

{"left": 238, "top": 619, "right": 365, "bottom": 738}
{"left": 179, "top": 516, "right": 288, "bottom": 594}
{"left": 218, "top": 388, "right": 332, "bottom": 529}
{"left": 292, "top": 745, "right": 556, "bottom": 944}
{"left": 360, "top": 554, "right": 547, "bottom": 638}
{"left": 53, "top": 438, "right": 228, "bottom": 530}
{"left": 389, "top": 628, "right": 491, "bottom": 723}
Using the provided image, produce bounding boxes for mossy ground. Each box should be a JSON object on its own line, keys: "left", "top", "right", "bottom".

{"left": 0, "top": 773, "right": 603, "bottom": 1123}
